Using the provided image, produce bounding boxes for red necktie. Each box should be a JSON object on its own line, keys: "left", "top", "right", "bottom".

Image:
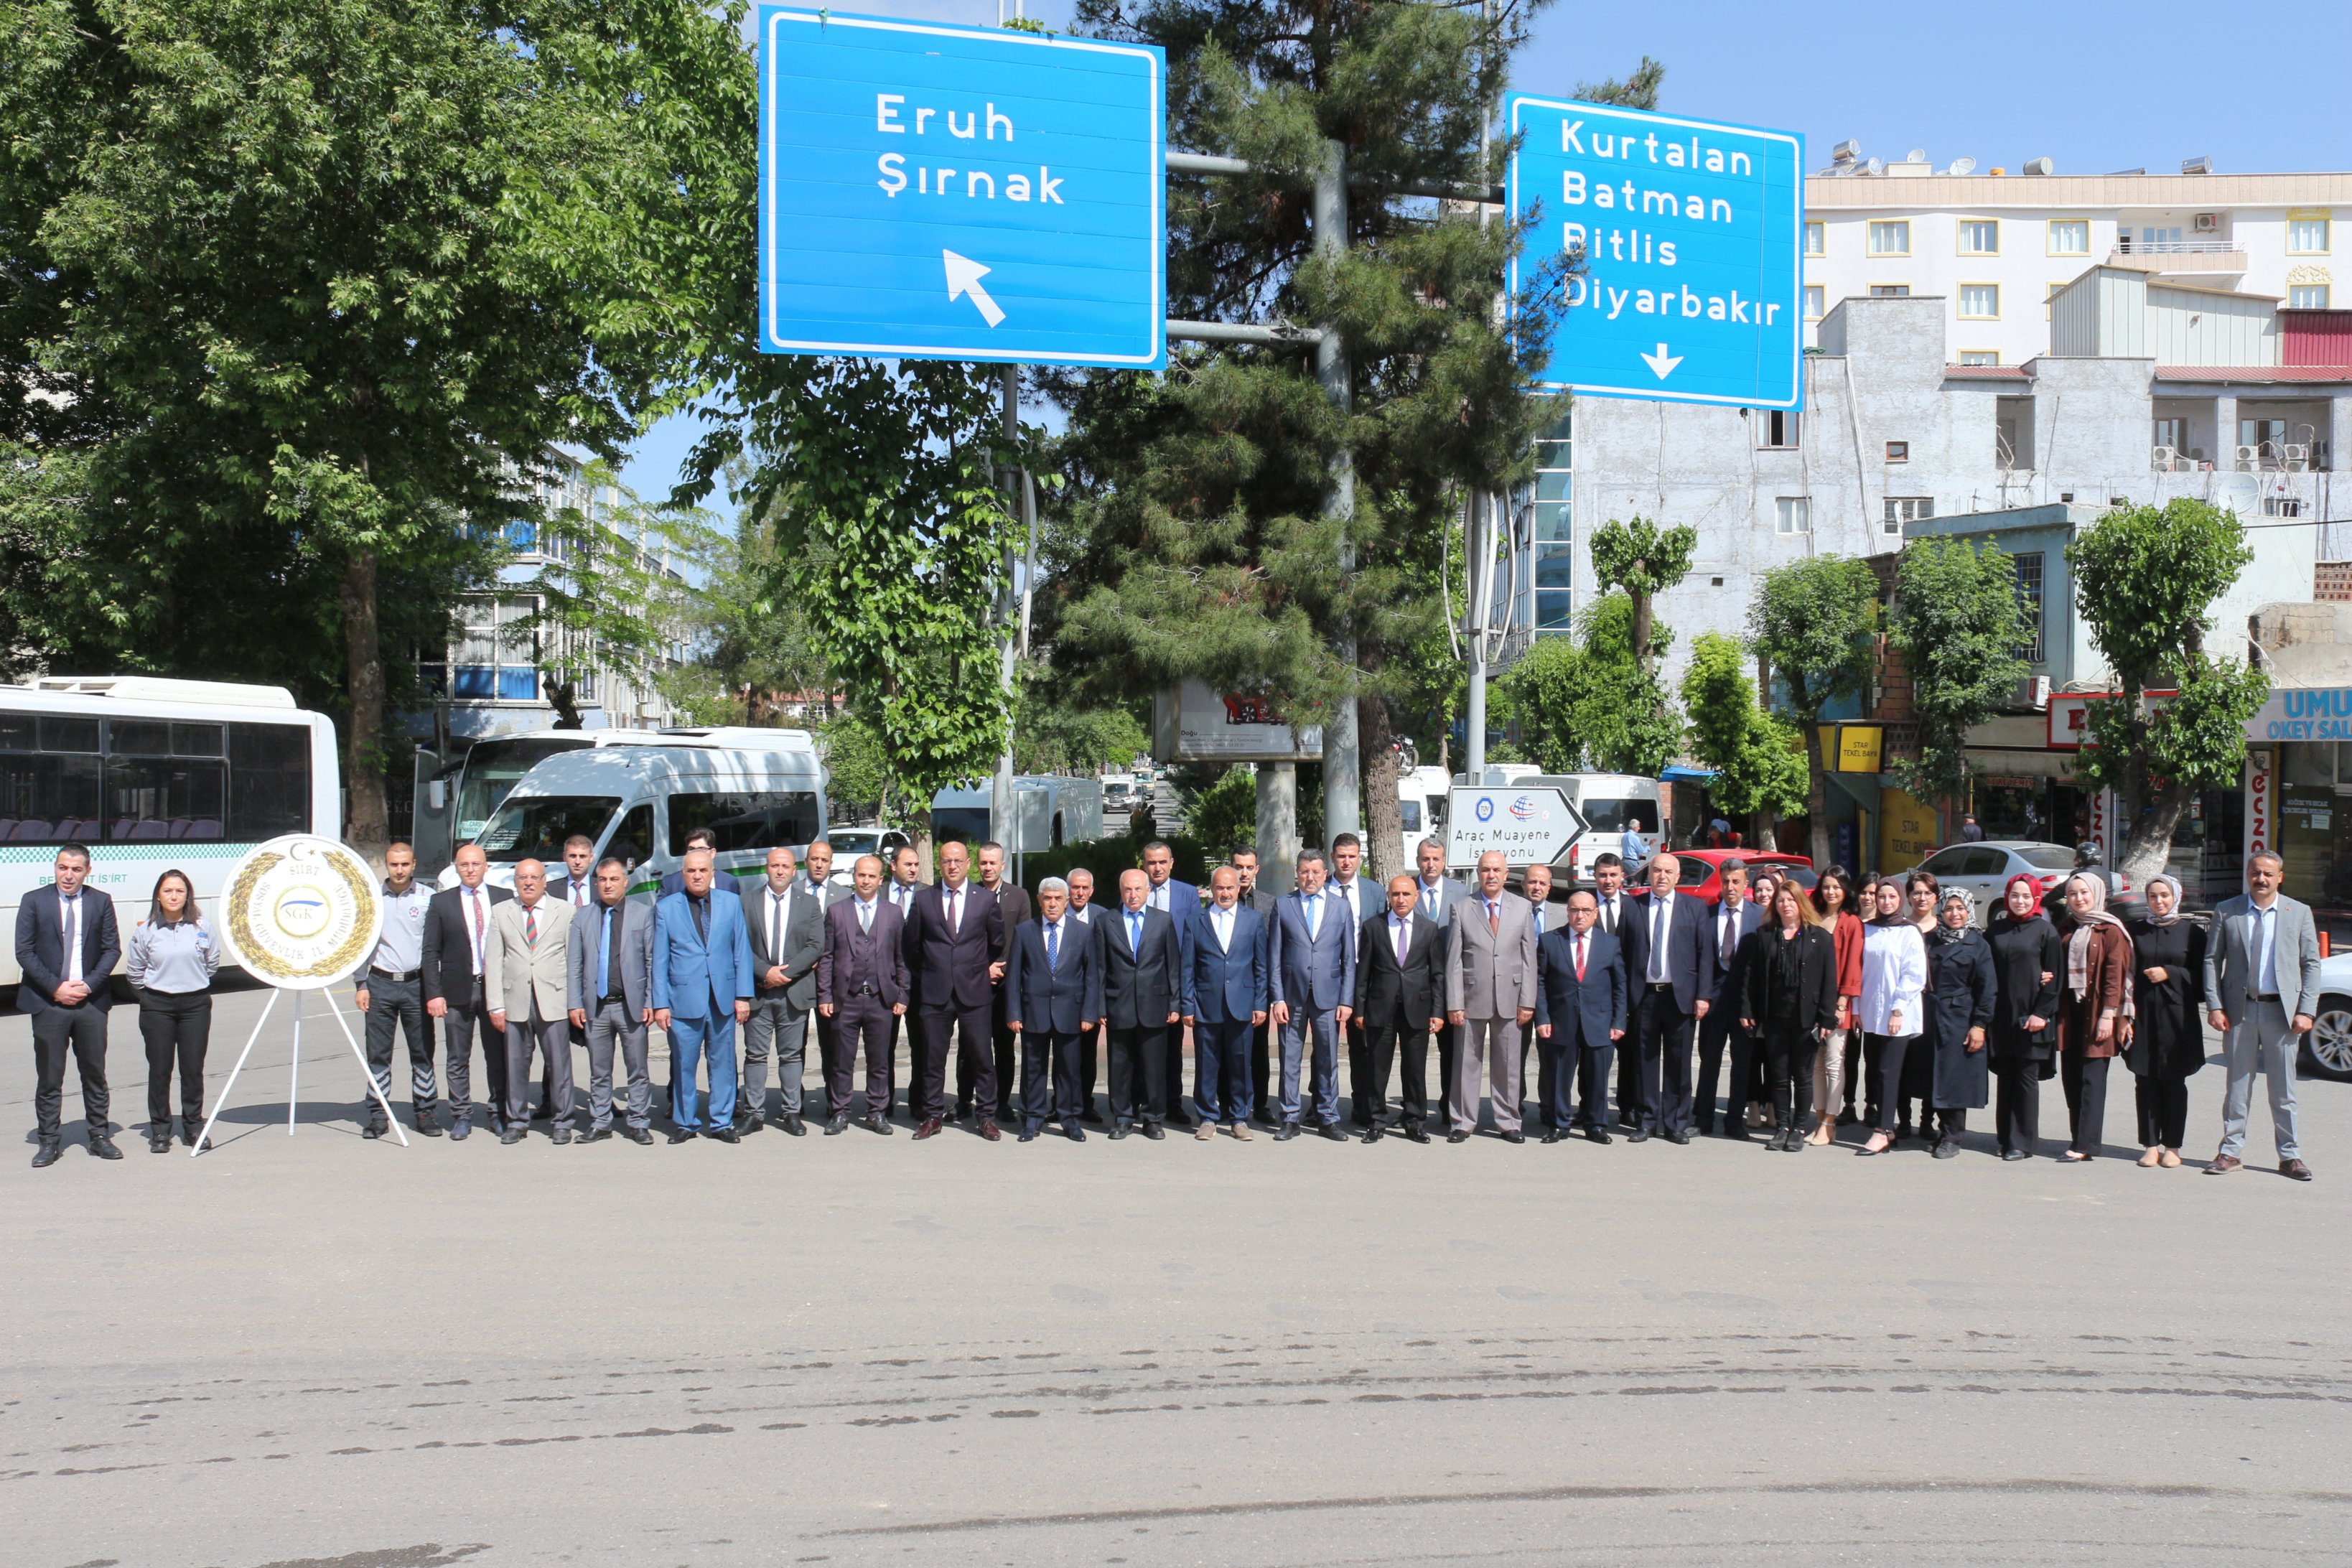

{"left": 1488, "top": 901, "right": 1500, "bottom": 935}
{"left": 525, "top": 905, "right": 538, "bottom": 945}
{"left": 1575, "top": 933, "right": 1587, "bottom": 982}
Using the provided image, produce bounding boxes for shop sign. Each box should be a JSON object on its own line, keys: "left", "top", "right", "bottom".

{"left": 2246, "top": 747, "right": 2274, "bottom": 860}
{"left": 1834, "top": 724, "right": 1882, "bottom": 773}
{"left": 2048, "top": 689, "right": 2177, "bottom": 751}
{"left": 2248, "top": 686, "right": 2352, "bottom": 743}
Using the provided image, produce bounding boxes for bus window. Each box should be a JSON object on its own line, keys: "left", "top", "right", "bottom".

{"left": 667, "top": 790, "right": 821, "bottom": 855}
{"left": 228, "top": 722, "right": 312, "bottom": 839}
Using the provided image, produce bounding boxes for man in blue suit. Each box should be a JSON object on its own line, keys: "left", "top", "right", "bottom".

{"left": 17, "top": 843, "right": 121, "bottom": 1165}
{"left": 1005, "top": 877, "right": 1103, "bottom": 1142}
{"left": 1534, "top": 890, "right": 1628, "bottom": 1143}
{"left": 1268, "top": 848, "right": 1356, "bottom": 1141}
{"left": 651, "top": 849, "right": 755, "bottom": 1143}
{"left": 1626, "top": 852, "right": 1717, "bottom": 1143}
{"left": 1182, "top": 866, "right": 1268, "bottom": 1139}
{"left": 1139, "top": 840, "right": 1200, "bottom": 1124}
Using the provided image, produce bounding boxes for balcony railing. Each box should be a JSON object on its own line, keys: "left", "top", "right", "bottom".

{"left": 2117, "top": 237, "right": 2238, "bottom": 255}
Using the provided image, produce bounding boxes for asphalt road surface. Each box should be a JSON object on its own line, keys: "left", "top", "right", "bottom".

{"left": 6, "top": 983, "right": 2346, "bottom": 1567}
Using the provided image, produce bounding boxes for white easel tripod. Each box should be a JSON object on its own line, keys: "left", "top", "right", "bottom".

{"left": 192, "top": 983, "right": 408, "bottom": 1154}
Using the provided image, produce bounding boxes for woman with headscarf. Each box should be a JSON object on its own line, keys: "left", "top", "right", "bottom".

{"left": 1923, "top": 889, "right": 1997, "bottom": 1157}
{"left": 1809, "top": 867, "right": 1865, "bottom": 1143}
{"left": 2055, "top": 872, "right": 2134, "bottom": 1162}
{"left": 2124, "top": 874, "right": 2206, "bottom": 1168}
{"left": 1856, "top": 877, "right": 1928, "bottom": 1156}
{"left": 1740, "top": 881, "right": 1839, "bottom": 1151}
{"left": 1986, "top": 874, "right": 2063, "bottom": 1161}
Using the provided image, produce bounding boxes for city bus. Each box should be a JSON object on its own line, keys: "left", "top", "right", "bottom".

{"left": 0, "top": 676, "right": 342, "bottom": 986}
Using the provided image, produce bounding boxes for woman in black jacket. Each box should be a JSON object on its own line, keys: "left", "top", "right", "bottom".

{"left": 1923, "top": 890, "right": 1998, "bottom": 1159}
{"left": 1740, "top": 883, "right": 1841, "bottom": 1152}
{"left": 1985, "top": 874, "right": 2064, "bottom": 1162}
{"left": 2124, "top": 873, "right": 2206, "bottom": 1169}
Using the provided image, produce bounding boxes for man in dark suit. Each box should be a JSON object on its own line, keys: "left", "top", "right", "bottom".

{"left": 1326, "top": 834, "right": 1381, "bottom": 1126}
{"left": 1066, "top": 866, "right": 1106, "bottom": 1122}
{"left": 1626, "top": 852, "right": 1716, "bottom": 1143}
{"left": 1183, "top": 866, "right": 1268, "bottom": 1139}
{"left": 902, "top": 839, "right": 1004, "bottom": 1140}
{"left": 1534, "top": 890, "right": 1628, "bottom": 1143}
{"left": 1004, "top": 877, "right": 1102, "bottom": 1141}
{"left": 1353, "top": 874, "right": 1445, "bottom": 1143}
{"left": 421, "top": 841, "right": 515, "bottom": 1140}
{"left": 1694, "top": 859, "right": 1764, "bottom": 1139}
{"left": 1099, "top": 869, "right": 1184, "bottom": 1139}
{"left": 1229, "top": 846, "right": 1280, "bottom": 1123}
{"left": 1412, "top": 837, "right": 1470, "bottom": 1126}
{"left": 566, "top": 856, "right": 658, "bottom": 1143}
{"left": 1139, "top": 840, "right": 1200, "bottom": 1124}
{"left": 974, "top": 841, "right": 1030, "bottom": 1126}
{"left": 741, "top": 845, "right": 824, "bottom": 1136}
{"left": 799, "top": 839, "right": 848, "bottom": 1132}
{"left": 1268, "top": 849, "right": 1356, "bottom": 1141}
{"left": 1591, "top": 851, "right": 1641, "bottom": 1128}
{"left": 17, "top": 843, "right": 121, "bottom": 1164}
{"left": 816, "top": 854, "right": 908, "bottom": 1136}
{"left": 1517, "top": 862, "right": 1559, "bottom": 1128}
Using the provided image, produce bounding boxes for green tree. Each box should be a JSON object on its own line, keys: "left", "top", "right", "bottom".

{"left": 813, "top": 711, "right": 891, "bottom": 826}
{"left": 1181, "top": 765, "right": 1259, "bottom": 854}
{"left": 1886, "top": 536, "right": 2031, "bottom": 824}
{"left": 1014, "top": 673, "right": 1150, "bottom": 777}
{"left": 1747, "top": 556, "right": 1882, "bottom": 868}
{"left": 1498, "top": 593, "right": 1679, "bottom": 778}
{"left": 1589, "top": 515, "right": 1696, "bottom": 678}
{"left": 2066, "top": 500, "right": 2267, "bottom": 885}
{"left": 1680, "top": 631, "right": 1808, "bottom": 839}
{"left": 526, "top": 465, "right": 717, "bottom": 728}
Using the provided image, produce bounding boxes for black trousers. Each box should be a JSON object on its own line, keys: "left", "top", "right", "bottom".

{"left": 828, "top": 996, "right": 895, "bottom": 1120}
{"left": 361, "top": 973, "right": 429, "bottom": 1121}
{"left": 1574, "top": 1040, "right": 1616, "bottom": 1129}
{"left": 1634, "top": 985, "right": 1696, "bottom": 1135}
{"left": 914, "top": 1002, "right": 994, "bottom": 1123}
{"left": 1108, "top": 1023, "right": 1169, "bottom": 1124}
{"left": 32, "top": 1004, "right": 110, "bottom": 1142}
{"left": 2134, "top": 1070, "right": 2190, "bottom": 1148}
{"left": 986, "top": 996, "right": 1021, "bottom": 1122}
{"left": 1694, "top": 1010, "right": 1755, "bottom": 1134}
{"left": 1252, "top": 1014, "right": 1276, "bottom": 1122}
{"left": 139, "top": 990, "right": 211, "bottom": 1127}
{"left": 1761, "top": 1028, "right": 1818, "bottom": 1131}
{"left": 440, "top": 983, "right": 503, "bottom": 1128}
{"left": 2061, "top": 1052, "right": 2111, "bottom": 1154}
{"left": 1361, "top": 1018, "right": 1432, "bottom": 1128}
{"left": 1842, "top": 1030, "right": 1865, "bottom": 1116}
{"left": 1162, "top": 1019, "right": 1192, "bottom": 1126}
{"left": 1994, "top": 1057, "right": 2044, "bottom": 1156}
{"left": 1865, "top": 1032, "right": 1916, "bottom": 1134}
{"left": 1021, "top": 1028, "right": 1083, "bottom": 1131}
{"left": 1615, "top": 1025, "right": 1641, "bottom": 1126}
{"left": 1080, "top": 1025, "right": 1103, "bottom": 1118}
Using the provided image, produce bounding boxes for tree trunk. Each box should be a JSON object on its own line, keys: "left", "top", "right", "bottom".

{"left": 1630, "top": 589, "right": 1654, "bottom": 676}
{"left": 2117, "top": 777, "right": 2193, "bottom": 888}
{"left": 1804, "top": 719, "right": 1831, "bottom": 869}
{"left": 341, "top": 544, "right": 391, "bottom": 866}
{"left": 1361, "top": 692, "right": 1406, "bottom": 883}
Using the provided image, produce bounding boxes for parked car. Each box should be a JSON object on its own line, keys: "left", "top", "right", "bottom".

{"left": 1668, "top": 848, "right": 1816, "bottom": 906}
{"left": 2303, "top": 954, "right": 2352, "bottom": 1081}
{"left": 825, "top": 824, "right": 913, "bottom": 885}
{"left": 1908, "top": 841, "right": 2081, "bottom": 925}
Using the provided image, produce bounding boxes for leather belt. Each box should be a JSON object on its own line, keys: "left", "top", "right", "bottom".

{"left": 370, "top": 967, "right": 420, "bottom": 983}
{"left": 2252, "top": 993, "right": 2280, "bottom": 1002}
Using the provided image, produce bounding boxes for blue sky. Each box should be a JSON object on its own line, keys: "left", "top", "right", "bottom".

{"left": 621, "top": 0, "right": 2352, "bottom": 505}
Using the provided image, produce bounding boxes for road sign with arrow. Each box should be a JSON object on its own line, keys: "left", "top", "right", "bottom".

{"left": 1506, "top": 97, "right": 1802, "bottom": 410}
{"left": 757, "top": 6, "right": 1166, "bottom": 369}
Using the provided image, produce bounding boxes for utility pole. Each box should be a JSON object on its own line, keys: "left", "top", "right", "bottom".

{"left": 991, "top": 364, "right": 1019, "bottom": 853}
{"left": 1315, "top": 138, "right": 1361, "bottom": 844}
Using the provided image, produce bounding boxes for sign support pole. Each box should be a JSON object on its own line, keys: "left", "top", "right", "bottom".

{"left": 992, "top": 364, "right": 1020, "bottom": 854}
{"left": 1314, "top": 139, "right": 1361, "bottom": 844}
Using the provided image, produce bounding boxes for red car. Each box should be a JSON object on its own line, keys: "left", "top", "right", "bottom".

{"left": 1668, "top": 849, "right": 1816, "bottom": 906}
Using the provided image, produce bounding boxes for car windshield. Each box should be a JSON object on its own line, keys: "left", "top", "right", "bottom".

{"left": 452, "top": 736, "right": 591, "bottom": 841}
{"left": 2015, "top": 845, "right": 2076, "bottom": 871}
{"left": 477, "top": 795, "right": 622, "bottom": 863}
{"left": 1581, "top": 798, "right": 1660, "bottom": 833}
{"left": 1678, "top": 859, "right": 1713, "bottom": 887}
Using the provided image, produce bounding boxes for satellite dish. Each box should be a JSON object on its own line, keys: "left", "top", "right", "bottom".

{"left": 1947, "top": 157, "right": 1977, "bottom": 176}
{"left": 1863, "top": 157, "right": 1884, "bottom": 176}
{"left": 1905, "top": 148, "right": 1927, "bottom": 164}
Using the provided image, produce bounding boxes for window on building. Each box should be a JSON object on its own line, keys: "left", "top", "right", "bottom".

{"left": 1958, "top": 284, "right": 2000, "bottom": 318}
{"left": 2264, "top": 495, "right": 2305, "bottom": 518}
{"left": 2287, "top": 215, "right": 2331, "bottom": 254}
{"left": 2290, "top": 284, "right": 2332, "bottom": 309}
{"left": 1884, "top": 441, "right": 1910, "bottom": 463}
{"left": 1804, "top": 220, "right": 1825, "bottom": 256}
{"left": 1959, "top": 220, "right": 1999, "bottom": 254}
{"left": 1958, "top": 350, "right": 2000, "bottom": 366}
{"left": 2012, "top": 552, "right": 2045, "bottom": 662}
{"left": 1755, "top": 410, "right": 1800, "bottom": 449}
{"left": 1868, "top": 220, "right": 1910, "bottom": 256}
{"left": 1869, "top": 284, "right": 1910, "bottom": 297}
{"left": 1997, "top": 396, "right": 2035, "bottom": 471}
{"left": 1531, "top": 409, "right": 1572, "bottom": 635}
{"left": 2048, "top": 220, "right": 2091, "bottom": 255}
{"left": 1775, "top": 497, "right": 1811, "bottom": 535}
{"left": 1803, "top": 285, "right": 1825, "bottom": 319}
{"left": 1885, "top": 497, "right": 1933, "bottom": 537}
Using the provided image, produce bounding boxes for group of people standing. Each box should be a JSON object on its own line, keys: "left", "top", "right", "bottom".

{"left": 11, "top": 834, "right": 2320, "bottom": 1180}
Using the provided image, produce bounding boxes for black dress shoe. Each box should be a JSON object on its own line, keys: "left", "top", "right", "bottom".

{"left": 500, "top": 1126, "right": 528, "bottom": 1145}
{"left": 1109, "top": 1124, "right": 1130, "bottom": 1140}
{"left": 666, "top": 1127, "right": 697, "bottom": 1144}
{"left": 1273, "top": 1123, "right": 1301, "bottom": 1142}
{"left": 781, "top": 1114, "right": 807, "bottom": 1137}
{"left": 859, "top": 1115, "right": 893, "bottom": 1136}
{"left": 1082, "top": 1108, "right": 1106, "bottom": 1125}
{"left": 823, "top": 1116, "right": 849, "bottom": 1136}
{"left": 1582, "top": 1126, "right": 1611, "bottom": 1145}
{"left": 1019, "top": 1129, "right": 1038, "bottom": 1142}
{"left": 1932, "top": 1138, "right": 1959, "bottom": 1159}
{"left": 412, "top": 1115, "right": 442, "bottom": 1138}
{"left": 2001, "top": 1147, "right": 2028, "bottom": 1162}
{"left": 1627, "top": 1127, "right": 1651, "bottom": 1143}
{"left": 1143, "top": 1123, "right": 1165, "bottom": 1142}
{"left": 1318, "top": 1123, "right": 1348, "bottom": 1142}
{"left": 1362, "top": 1126, "right": 1385, "bottom": 1144}
{"left": 450, "top": 1120, "right": 472, "bottom": 1142}
{"left": 705, "top": 1126, "right": 739, "bottom": 1144}
{"left": 584, "top": 1126, "right": 614, "bottom": 1142}
{"left": 149, "top": 1129, "right": 173, "bottom": 1153}
{"left": 1669, "top": 1129, "right": 1693, "bottom": 1145}
{"left": 1501, "top": 1129, "right": 1526, "bottom": 1144}
{"left": 551, "top": 1126, "right": 574, "bottom": 1145}
{"left": 89, "top": 1132, "right": 123, "bottom": 1160}
{"left": 1541, "top": 1129, "right": 1565, "bottom": 1144}
{"left": 32, "top": 1140, "right": 62, "bottom": 1167}
{"left": 624, "top": 1126, "right": 653, "bottom": 1144}
{"left": 1725, "top": 1126, "right": 1755, "bottom": 1142}
{"left": 1065, "top": 1126, "right": 1086, "bottom": 1143}
{"left": 1447, "top": 1130, "right": 1469, "bottom": 1144}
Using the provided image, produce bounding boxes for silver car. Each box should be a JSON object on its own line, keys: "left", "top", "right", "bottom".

{"left": 2303, "top": 954, "right": 2352, "bottom": 1081}
{"left": 1909, "top": 841, "right": 2080, "bottom": 925}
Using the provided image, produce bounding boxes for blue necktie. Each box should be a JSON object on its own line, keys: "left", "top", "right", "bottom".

{"left": 1127, "top": 911, "right": 1142, "bottom": 952}
{"left": 1306, "top": 895, "right": 1320, "bottom": 941}
{"left": 1047, "top": 921, "right": 1060, "bottom": 969}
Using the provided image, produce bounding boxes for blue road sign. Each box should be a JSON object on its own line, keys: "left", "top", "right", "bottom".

{"left": 758, "top": 7, "right": 1166, "bottom": 369}
{"left": 1506, "top": 97, "right": 1803, "bottom": 409}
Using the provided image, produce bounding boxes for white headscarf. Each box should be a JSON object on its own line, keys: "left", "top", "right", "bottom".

{"left": 2144, "top": 873, "right": 2185, "bottom": 927}
{"left": 2063, "top": 873, "right": 2133, "bottom": 1014}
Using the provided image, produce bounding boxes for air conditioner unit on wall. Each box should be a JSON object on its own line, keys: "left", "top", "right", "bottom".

{"left": 2194, "top": 212, "right": 2221, "bottom": 233}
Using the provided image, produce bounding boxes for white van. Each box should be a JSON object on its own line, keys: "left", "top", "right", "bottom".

{"left": 1554, "top": 773, "right": 1665, "bottom": 886}
{"left": 1394, "top": 765, "right": 1455, "bottom": 868}
{"left": 447, "top": 737, "right": 827, "bottom": 895}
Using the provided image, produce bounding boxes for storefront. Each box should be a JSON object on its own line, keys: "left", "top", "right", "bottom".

{"left": 2245, "top": 684, "right": 2352, "bottom": 910}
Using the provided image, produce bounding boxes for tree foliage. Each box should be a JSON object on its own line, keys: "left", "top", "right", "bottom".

{"left": 1886, "top": 536, "right": 2030, "bottom": 813}
{"left": 1588, "top": 515, "right": 1695, "bottom": 676}
{"left": 1681, "top": 631, "right": 1807, "bottom": 825}
{"left": 2066, "top": 500, "right": 2266, "bottom": 882}
{"left": 1498, "top": 592, "right": 1679, "bottom": 778}
{"left": 1747, "top": 556, "right": 1881, "bottom": 867}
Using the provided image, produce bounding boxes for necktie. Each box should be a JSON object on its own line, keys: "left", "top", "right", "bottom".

{"left": 1575, "top": 933, "right": 1588, "bottom": 982}
{"left": 770, "top": 890, "right": 784, "bottom": 965}
{"left": 1424, "top": 884, "right": 1438, "bottom": 918}
{"left": 61, "top": 895, "right": 79, "bottom": 986}
{"left": 1651, "top": 897, "right": 1669, "bottom": 983}
{"left": 1216, "top": 910, "right": 1231, "bottom": 953}
{"left": 1534, "top": 905, "right": 1546, "bottom": 935}
{"left": 1487, "top": 899, "right": 1500, "bottom": 936}
{"left": 1606, "top": 898, "right": 1618, "bottom": 934}
{"left": 467, "top": 888, "right": 485, "bottom": 973}
{"left": 1306, "top": 895, "right": 1320, "bottom": 941}
{"left": 604, "top": 906, "right": 622, "bottom": 1000}
{"left": 1127, "top": 910, "right": 1142, "bottom": 953}
{"left": 1394, "top": 917, "right": 1409, "bottom": 967}
{"left": 1047, "top": 920, "right": 1060, "bottom": 968}
{"left": 948, "top": 886, "right": 961, "bottom": 935}
{"left": 525, "top": 903, "right": 538, "bottom": 946}
{"left": 1721, "top": 907, "right": 1735, "bottom": 966}
{"left": 691, "top": 895, "right": 709, "bottom": 943}
{"left": 572, "top": 878, "right": 588, "bottom": 907}
{"left": 858, "top": 900, "right": 873, "bottom": 935}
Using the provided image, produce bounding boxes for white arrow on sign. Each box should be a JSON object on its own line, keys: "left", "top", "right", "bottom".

{"left": 943, "top": 249, "right": 1006, "bottom": 328}
{"left": 1640, "top": 342, "right": 1683, "bottom": 380}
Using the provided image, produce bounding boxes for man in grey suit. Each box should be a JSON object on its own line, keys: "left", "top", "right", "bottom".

{"left": 2202, "top": 851, "right": 2318, "bottom": 1180}
{"left": 742, "top": 845, "right": 823, "bottom": 1136}
{"left": 1414, "top": 837, "right": 1470, "bottom": 1125}
{"left": 1327, "top": 834, "right": 1382, "bottom": 1126}
{"left": 1268, "top": 848, "right": 1356, "bottom": 1141}
{"left": 485, "top": 859, "right": 577, "bottom": 1144}
{"left": 567, "top": 857, "right": 656, "bottom": 1143}
{"left": 1445, "top": 850, "right": 1539, "bottom": 1142}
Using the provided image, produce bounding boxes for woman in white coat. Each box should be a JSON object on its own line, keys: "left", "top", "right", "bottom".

{"left": 1856, "top": 878, "right": 1928, "bottom": 1156}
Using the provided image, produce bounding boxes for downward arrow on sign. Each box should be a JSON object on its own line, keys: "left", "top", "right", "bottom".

{"left": 943, "top": 249, "right": 1006, "bottom": 328}
{"left": 1640, "top": 342, "right": 1683, "bottom": 379}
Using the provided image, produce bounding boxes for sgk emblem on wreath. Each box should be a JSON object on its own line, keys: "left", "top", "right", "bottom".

{"left": 215, "top": 834, "right": 383, "bottom": 991}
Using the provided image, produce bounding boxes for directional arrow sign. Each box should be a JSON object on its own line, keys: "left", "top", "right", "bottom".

{"left": 1506, "top": 97, "right": 1803, "bottom": 409}
{"left": 1444, "top": 785, "right": 1590, "bottom": 872}
{"left": 758, "top": 7, "right": 1166, "bottom": 368}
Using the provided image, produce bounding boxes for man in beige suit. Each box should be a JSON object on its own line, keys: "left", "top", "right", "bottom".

{"left": 1444, "top": 850, "right": 1539, "bottom": 1144}
{"left": 487, "top": 859, "right": 577, "bottom": 1146}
